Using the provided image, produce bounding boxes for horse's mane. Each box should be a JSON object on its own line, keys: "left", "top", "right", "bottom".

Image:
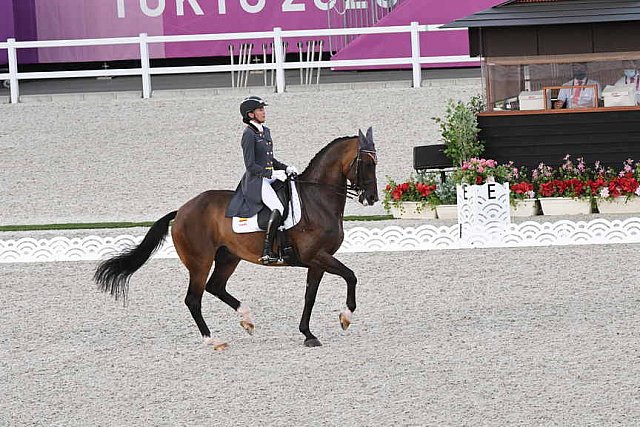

{"left": 301, "top": 135, "right": 356, "bottom": 176}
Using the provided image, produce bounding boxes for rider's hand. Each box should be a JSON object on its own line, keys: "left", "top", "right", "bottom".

{"left": 286, "top": 165, "right": 299, "bottom": 175}
{"left": 272, "top": 170, "right": 287, "bottom": 182}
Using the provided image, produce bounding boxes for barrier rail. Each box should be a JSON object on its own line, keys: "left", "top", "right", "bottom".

{"left": 0, "top": 23, "right": 473, "bottom": 104}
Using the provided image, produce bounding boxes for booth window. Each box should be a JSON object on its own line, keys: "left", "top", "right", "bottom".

{"left": 482, "top": 52, "right": 640, "bottom": 112}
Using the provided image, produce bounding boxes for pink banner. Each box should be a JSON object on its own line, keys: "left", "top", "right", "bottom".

{"left": 5, "top": 1, "right": 495, "bottom": 65}
{"left": 34, "top": 1, "right": 164, "bottom": 62}
{"left": 0, "top": 0, "right": 14, "bottom": 64}
{"left": 332, "top": 0, "right": 502, "bottom": 69}
{"left": 161, "top": 0, "right": 339, "bottom": 59}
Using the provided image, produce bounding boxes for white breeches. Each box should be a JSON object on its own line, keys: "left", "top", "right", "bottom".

{"left": 262, "top": 178, "right": 284, "bottom": 214}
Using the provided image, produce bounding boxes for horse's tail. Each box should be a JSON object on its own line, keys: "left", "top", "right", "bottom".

{"left": 94, "top": 210, "right": 177, "bottom": 302}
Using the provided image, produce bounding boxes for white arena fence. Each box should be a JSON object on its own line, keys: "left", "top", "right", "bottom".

{"left": 2, "top": 218, "right": 640, "bottom": 263}
{"left": 0, "top": 23, "right": 474, "bottom": 104}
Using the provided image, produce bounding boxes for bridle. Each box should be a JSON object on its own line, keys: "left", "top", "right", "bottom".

{"left": 346, "top": 149, "right": 378, "bottom": 198}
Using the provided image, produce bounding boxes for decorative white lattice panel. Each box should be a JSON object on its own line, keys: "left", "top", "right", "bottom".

{"left": 2, "top": 218, "right": 640, "bottom": 263}
{"left": 457, "top": 183, "right": 511, "bottom": 246}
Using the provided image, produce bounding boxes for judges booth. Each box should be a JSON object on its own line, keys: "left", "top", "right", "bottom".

{"left": 444, "top": 0, "right": 640, "bottom": 169}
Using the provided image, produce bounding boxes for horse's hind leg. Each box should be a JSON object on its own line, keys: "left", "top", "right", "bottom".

{"left": 205, "top": 247, "right": 254, "bottom": 335}
{"left": 185, "top": 263, "right": 228, "bottom": 350}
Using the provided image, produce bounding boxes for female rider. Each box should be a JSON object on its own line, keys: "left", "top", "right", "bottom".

{"left": 225, "top": 96, "right": 298, "bottom": 264}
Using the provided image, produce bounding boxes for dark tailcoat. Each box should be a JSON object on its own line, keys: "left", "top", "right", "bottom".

{"left": 226, "top": 124, "right": 288, "bottom": 218}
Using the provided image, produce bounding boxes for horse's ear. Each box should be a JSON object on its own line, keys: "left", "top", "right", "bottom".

{"left": 366, "top": 127, "right": 373, "bottom": 144}
{"left": 358, "top": 129, "right": 366, "bottom": 147}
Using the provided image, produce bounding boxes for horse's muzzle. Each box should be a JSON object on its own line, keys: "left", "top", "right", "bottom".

{"left": 360, "top": 192, "right": 379, "bottom": 206}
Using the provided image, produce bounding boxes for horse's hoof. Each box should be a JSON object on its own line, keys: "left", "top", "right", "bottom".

{"left": 240, "top": 320, "right": 255, "bottom": 335}
{"left": 339, "top": 313, "right": 351, "bottom": 330}
{"left": 204, "top": 337, "right": 229, "bottom": 351}
{"left": 304, "top": 338, "right": 322, "bottom": 347}
{"left": 213, "top": 342, "right": 229, "bottom": 351}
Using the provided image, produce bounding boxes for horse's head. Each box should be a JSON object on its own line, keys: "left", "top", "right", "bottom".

{"left": 348, "top": 127, "right": 379, "bottom": 206}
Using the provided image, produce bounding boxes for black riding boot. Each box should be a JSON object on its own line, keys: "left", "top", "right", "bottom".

{"left": 260, "top": 209, "right": 282, "bottom": 265}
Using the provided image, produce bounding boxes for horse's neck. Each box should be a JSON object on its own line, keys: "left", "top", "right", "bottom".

{"left": 303, "top": 139, "right": 355, "bottom": 187}
{"left": 298, "top": 139, "right": 356, "bottom": 218}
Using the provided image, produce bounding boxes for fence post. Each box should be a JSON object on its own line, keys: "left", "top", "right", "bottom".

{"left": 410, "top": 22, "right": 421, "bottom": 89}
{"left": 7, "top": 38, "right": 19, "bottom": 103}
{"left": 273, "top": 27, "right": 286, "bottom": 93}
{"left": 139, "top": 33, "right": 152, "bottom": 99}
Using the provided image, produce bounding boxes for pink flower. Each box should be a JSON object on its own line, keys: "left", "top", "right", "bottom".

{"left": 477, "top": 166, "right": 484, "bottom": 173}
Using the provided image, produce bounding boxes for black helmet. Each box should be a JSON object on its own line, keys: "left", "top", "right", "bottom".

{"left": 240, "top": 96, "right": 268, "bottom": 123}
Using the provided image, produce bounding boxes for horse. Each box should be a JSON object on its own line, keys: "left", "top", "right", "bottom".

{"left": 94, "top": 127, "right": 379, "bottom": 349}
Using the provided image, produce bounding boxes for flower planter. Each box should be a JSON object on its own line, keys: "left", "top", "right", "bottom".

{"left": 390, "top": 202, "right": 437, "bottom": 219}
{"left": 538, "top": 197, "right": 592, "bottom": 216}
{"left": 435, "top": 204, "right": 457, "bottom": 219}
{"left": 511, "top": 199, "right": 539, "bottom": 217}
{"left": 596, "top": 197, "right": 640, "bottom": 214}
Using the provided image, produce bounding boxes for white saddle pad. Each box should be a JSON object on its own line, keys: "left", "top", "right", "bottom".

{"left": 232, "top": 181, "right": 302, "bottom": 233}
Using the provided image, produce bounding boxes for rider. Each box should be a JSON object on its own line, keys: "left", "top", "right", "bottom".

{"left": 225, "top": 96, "right": 298, "bottom": 264}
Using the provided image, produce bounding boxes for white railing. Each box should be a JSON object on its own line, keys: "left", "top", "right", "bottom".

{"left": 0, "top": 22, "right": 474, "bottom": 104}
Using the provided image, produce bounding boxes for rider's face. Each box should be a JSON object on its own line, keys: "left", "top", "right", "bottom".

{"left": 250, "top": 107, "right": 266, "bottom": 123}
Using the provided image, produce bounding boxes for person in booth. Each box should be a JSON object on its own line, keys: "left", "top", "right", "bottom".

{"left": 614, "top": 60, "right": 640, "bottom": 105}
{"left": 554, "top": 63, "right": 602, "bottom": 109}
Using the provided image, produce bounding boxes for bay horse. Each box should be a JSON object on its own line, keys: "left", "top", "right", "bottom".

{"left": 94, "top": 127, "right": 379, "bottom": 349}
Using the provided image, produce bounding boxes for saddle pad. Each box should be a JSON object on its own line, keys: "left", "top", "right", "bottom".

{"left": 232, "top": 181, "right": 302, "bottom": 233}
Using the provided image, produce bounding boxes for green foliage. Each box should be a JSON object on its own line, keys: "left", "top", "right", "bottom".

{"left": 433, "top": 96, "right": 485, "bottom": 167}
{"left": 433, "top": 180, "right": 458, "bottom": 205}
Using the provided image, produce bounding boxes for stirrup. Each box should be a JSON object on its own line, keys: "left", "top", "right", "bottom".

{"left": 259, "top": 253, "right": 283, "bottom": 265}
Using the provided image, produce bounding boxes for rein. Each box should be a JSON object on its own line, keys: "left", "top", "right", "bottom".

{"left": 292, "top": 177, "right": 357, "bottom": 199}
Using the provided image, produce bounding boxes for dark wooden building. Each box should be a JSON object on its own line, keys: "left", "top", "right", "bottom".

{"left": 439, "top": 0, "right": 640, "bottom": 170}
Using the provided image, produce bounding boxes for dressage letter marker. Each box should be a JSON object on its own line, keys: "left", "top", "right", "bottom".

{"left": 457, "top": 183, "right": 511, "bottom": 246}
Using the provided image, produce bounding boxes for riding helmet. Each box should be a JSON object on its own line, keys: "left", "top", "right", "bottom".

{"left": 240, "top": 96, "right": 268, "bottom": 123}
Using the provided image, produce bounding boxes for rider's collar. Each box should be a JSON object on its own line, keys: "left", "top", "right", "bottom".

{"left": 249, "top": 120, "right": 264, "bottom": 133}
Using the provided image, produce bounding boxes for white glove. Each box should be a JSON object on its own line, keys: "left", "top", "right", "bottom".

{"left": 272, "top": 169, "right": 287, "bottom": 182}
{"left": 286, "top": 165, "right": 299, "bottom": 175}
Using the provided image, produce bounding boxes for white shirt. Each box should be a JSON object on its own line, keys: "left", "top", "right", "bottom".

{"left": 250, "top": 120, "right": 264, "bottom": 133}
{"left": 614, "top": 71, "right": 640, "bottom": 105}
{"left": 557, "top": 78, "right": 602, "bottom": 109}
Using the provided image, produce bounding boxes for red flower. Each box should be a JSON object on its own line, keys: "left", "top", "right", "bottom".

{"left": 511, "top": 182, "right": 533, "bottom": 194}
{"left": 587, "top": 178, "right": 606, "bottom": 195}
{"left": 416, "top": 183, "right": 436, "bottom": 197}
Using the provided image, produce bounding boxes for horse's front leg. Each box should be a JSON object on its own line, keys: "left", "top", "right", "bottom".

{"left": 311, "top": 251, "right": 357, "bottom": 332}
{"left": 300, "top": 267, "right": 325, "bottom": 347}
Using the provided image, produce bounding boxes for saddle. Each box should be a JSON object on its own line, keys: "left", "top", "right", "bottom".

{"left": 257, "top": 178, "right": 303, "bottom": 266}
{"left": 257, "top": 179, "right": 291, "bottom": 230}
{"left": 231, "top": 176, "right": 302, "bottom": 265}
